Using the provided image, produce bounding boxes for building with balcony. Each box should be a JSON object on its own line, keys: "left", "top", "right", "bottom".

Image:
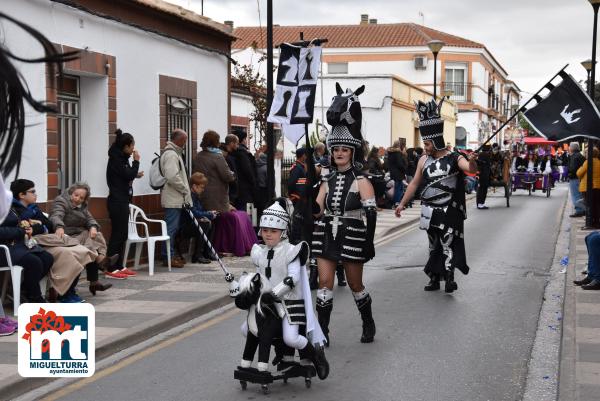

{"left": 232, "top": 15, "right": 521, "bottom": 150}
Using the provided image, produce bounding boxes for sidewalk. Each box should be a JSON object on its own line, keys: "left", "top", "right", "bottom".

{"left": 0, "top": 205, "right": 422, "bottom": 400}
{"left": 559, "top": 215, "right": 600, "bottom": 401}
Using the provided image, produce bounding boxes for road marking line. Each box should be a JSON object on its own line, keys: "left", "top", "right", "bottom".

{"left": 39, "top": 308, "right": 239, "bottom": 401}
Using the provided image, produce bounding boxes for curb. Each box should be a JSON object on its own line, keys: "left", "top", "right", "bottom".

{"left": 0, "top": 293, "right": 231, "bottom": 401}
{"left": 522, "top": 191, "right": 569, "bottom": 401}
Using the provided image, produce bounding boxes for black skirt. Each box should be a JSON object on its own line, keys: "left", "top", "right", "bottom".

{"left": 311, "top": 215, "right": 368, "bottom": 263}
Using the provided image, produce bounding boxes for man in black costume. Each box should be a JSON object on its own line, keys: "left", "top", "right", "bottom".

{"left": 395, "top": 98, "right": 478, "bottom": 293}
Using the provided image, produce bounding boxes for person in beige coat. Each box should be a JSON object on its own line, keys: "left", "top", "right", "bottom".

{"left": 50, "top": 182, "right": 113, "bottom": 296}
{"left": 160, "top": 129, "right": 192, "bottom": 267}
{"left": 192, "top": 130, "right": 235, "bottom": 213}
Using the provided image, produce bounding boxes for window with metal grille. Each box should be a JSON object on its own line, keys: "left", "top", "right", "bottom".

{"left": 57, "top": 75, "right": 81, "bottom": 191}
{"left": 167, "top": 95, "right": 194, "bottom": 173}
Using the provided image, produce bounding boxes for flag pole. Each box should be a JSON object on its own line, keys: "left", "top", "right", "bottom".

{"left": 266, "top": 0, "right": 275, "bottom": 200}
{"left": 475, "top": 64, "right": 569, "bottom": 152}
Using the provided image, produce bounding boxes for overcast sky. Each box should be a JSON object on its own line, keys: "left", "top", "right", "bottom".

{"left": 168, "top": 0, "right": 598, "bottom": 97}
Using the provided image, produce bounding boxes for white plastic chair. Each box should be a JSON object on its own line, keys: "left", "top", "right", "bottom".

{"left": 123, "top": 204, "right": 171, "bottom": 276}
{"left": 0, "top": 245, "right": 47, "bottom": 317}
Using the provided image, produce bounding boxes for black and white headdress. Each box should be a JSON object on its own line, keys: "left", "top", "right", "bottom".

{"left": 259, "top": 198, "right": 292, "bottom": 238}
{"left": 325, "top": 125, "right": 362, "bottom": 151}
{"left": 416, "top": 98, "right": 446, "bottom": 150}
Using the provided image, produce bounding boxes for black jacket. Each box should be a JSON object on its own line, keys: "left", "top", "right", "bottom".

{"left": 287, "top": 161, "right": 307, "bottom": 203}
{"left": 231, "top": 144, "right": 257, "bottom": 204}
{"left": 568, "top": 151, "right": 585, "bottom": 179}
{"left": 477, "top": 151, "right": 492, "bottom": 184}
{"left": 0, "top": 202, "right": 50, "bottom": 263}
{"left": 106, "top": 144, "right": 139, "bottom": 203}
{"left": 387, "top": 149, "right": 407, "bottom": 181}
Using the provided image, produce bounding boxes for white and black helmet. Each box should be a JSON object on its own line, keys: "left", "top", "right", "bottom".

{"left": 259, "top": 198, "right": 293, "bottom": 239}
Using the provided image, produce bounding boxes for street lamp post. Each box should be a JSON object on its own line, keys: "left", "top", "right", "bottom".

{"left": 582, "top": 59, "right": 593, "bottom": 92}
{"left": 585, "top": 0, "right": 600, "bottom": 229}
{"left": 427, "top": 40, "right": 445, "bottom": 99}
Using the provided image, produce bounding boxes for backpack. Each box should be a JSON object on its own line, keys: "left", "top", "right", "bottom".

{"left": 149, "top": 149, "right": 178, "bottom": 190}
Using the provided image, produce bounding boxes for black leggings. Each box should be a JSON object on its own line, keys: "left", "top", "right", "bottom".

{"left": 107, "top": 201, "right": 129, "bottom": 271}
{"left": 20, "top": 251, "right": 53, "bottom": 299}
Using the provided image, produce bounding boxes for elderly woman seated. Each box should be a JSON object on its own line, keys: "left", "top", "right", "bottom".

{"left": 50, "top": 182, "right": 114, "bottom": 296}
{"left": 10, "top": 179, "right": 103, "bottom": 303}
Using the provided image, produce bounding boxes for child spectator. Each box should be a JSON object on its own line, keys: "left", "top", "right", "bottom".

{"left": 176, "top": 173, "right": 218, "bottom": 264}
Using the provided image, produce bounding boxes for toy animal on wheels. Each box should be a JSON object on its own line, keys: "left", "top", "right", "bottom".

{"left": 230, "top": 272, "right": 317, "bottom": 394}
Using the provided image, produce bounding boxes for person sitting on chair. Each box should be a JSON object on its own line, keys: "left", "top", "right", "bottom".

{"left": 176, "top": 173, "right": 218, "bottom": 264}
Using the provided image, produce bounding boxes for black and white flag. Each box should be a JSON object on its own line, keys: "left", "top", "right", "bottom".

{"left": 267, "top": 43, "right": 322, "bottom": 143}
{"left": 523, "top": 72, "right": 600, "bottom": 141}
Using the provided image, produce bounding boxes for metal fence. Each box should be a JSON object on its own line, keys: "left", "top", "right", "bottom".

{"left": 280, "top": 157, "right": 295, "bottom": 197}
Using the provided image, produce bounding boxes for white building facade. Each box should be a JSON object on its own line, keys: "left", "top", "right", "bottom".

{"left": 3, "top": 0, "right": 233, "bottom": 228}
{"left": 232, "top": 18, "right": 521, "bottom": 151}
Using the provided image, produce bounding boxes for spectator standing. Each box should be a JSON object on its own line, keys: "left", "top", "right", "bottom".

{"left": 231, "top": 131, "right": 257, "bottom": 212}
{"left": 194, "top": 131, "right": 257, "bottom": 257}
{"left": 223, "top": 134, "right": 239, "bottom": 205}
{"left": 577, "top": 144, "right": 600, "bottom": 228}
{"left": 313, "top": 142, "right": 326, "bottom": 165}
{"left": 255, "top": 145, "right": 268, "bottom": 217}
{"left": 193, "top": 130, "right": 235, "bottom": 213}
{"left": 287, "top": 148, "right": 309, "bottom": 243}
{"left": 476, "top": 145, "right": 492, "bottom": 210}
{"left": 159, "top": 129, "right": 192, "bottom": 268}
{"left": 387, "top": 140, "right": 407, "bottom": 207}
{"left": 568, "top": 142, "right": 586, "bottom": 217}
{"left": 105, "top": 129, "right": 143, "bottom": 278}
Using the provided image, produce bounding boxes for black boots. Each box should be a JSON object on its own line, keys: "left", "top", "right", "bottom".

{"left": 316, "top": 298, "right": 332, "bottom": 346}
{"left": 445, "top": 270, "right": 458, "bottom": 293}
{"left": 355, "top": 294, "right": 376, "bottom": 343}
{"left": 336, "top": 264, "right": 347, "bottom": 287}
{"left": 424, "top": 276, "right": 440, "bottom": 291}
{"left": 303, "top": 342, "right": 329, "bottom": 380}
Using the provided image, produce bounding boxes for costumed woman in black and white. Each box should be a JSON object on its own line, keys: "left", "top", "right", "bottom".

{"left": 311, "top": 85, "right": 377, "bottom": 344}
{"left": 233, "top": 199, "right": 329, "bottom": 379}
{"left": 395, "top": 98, "right": 478, "bottom": 292}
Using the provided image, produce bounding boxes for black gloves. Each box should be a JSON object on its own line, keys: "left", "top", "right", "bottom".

{"left": 364, "top": 206, "right": 377, "bottom": 261}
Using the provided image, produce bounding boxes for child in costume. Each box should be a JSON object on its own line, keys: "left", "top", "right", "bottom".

{"left": 231, "top": 198, "right": 329, "bottom": 380}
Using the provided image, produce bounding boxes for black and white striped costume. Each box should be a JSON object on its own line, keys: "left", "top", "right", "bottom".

{"left": 311, "top": 166, "right": 370, "bottom": 262}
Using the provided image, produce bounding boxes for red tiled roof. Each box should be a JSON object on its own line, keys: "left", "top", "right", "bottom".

{"left": 232, "top": 23, "right": 484, "bottom": 50}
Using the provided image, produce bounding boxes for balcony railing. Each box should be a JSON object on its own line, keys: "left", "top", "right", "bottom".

{"left": 441, "top": 82, "right": 472, "bottom": 103}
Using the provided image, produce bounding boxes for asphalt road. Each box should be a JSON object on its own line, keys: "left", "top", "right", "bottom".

{"left": 43, "top": 185, "right": 568, "bottom": 401}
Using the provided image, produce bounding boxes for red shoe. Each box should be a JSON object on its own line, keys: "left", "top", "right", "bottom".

{"left": 105, "top": 270, "right": 128, "bottom": 280}
{"left": 119, "top": 268, "right": 137, "bottom": 276}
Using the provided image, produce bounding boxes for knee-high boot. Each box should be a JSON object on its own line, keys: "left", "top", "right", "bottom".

{"left": 354, "top": 291, "right": 376, "bottom": 343}
{"left": 316, "top": 288, "right": 333, "bottom": 346}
